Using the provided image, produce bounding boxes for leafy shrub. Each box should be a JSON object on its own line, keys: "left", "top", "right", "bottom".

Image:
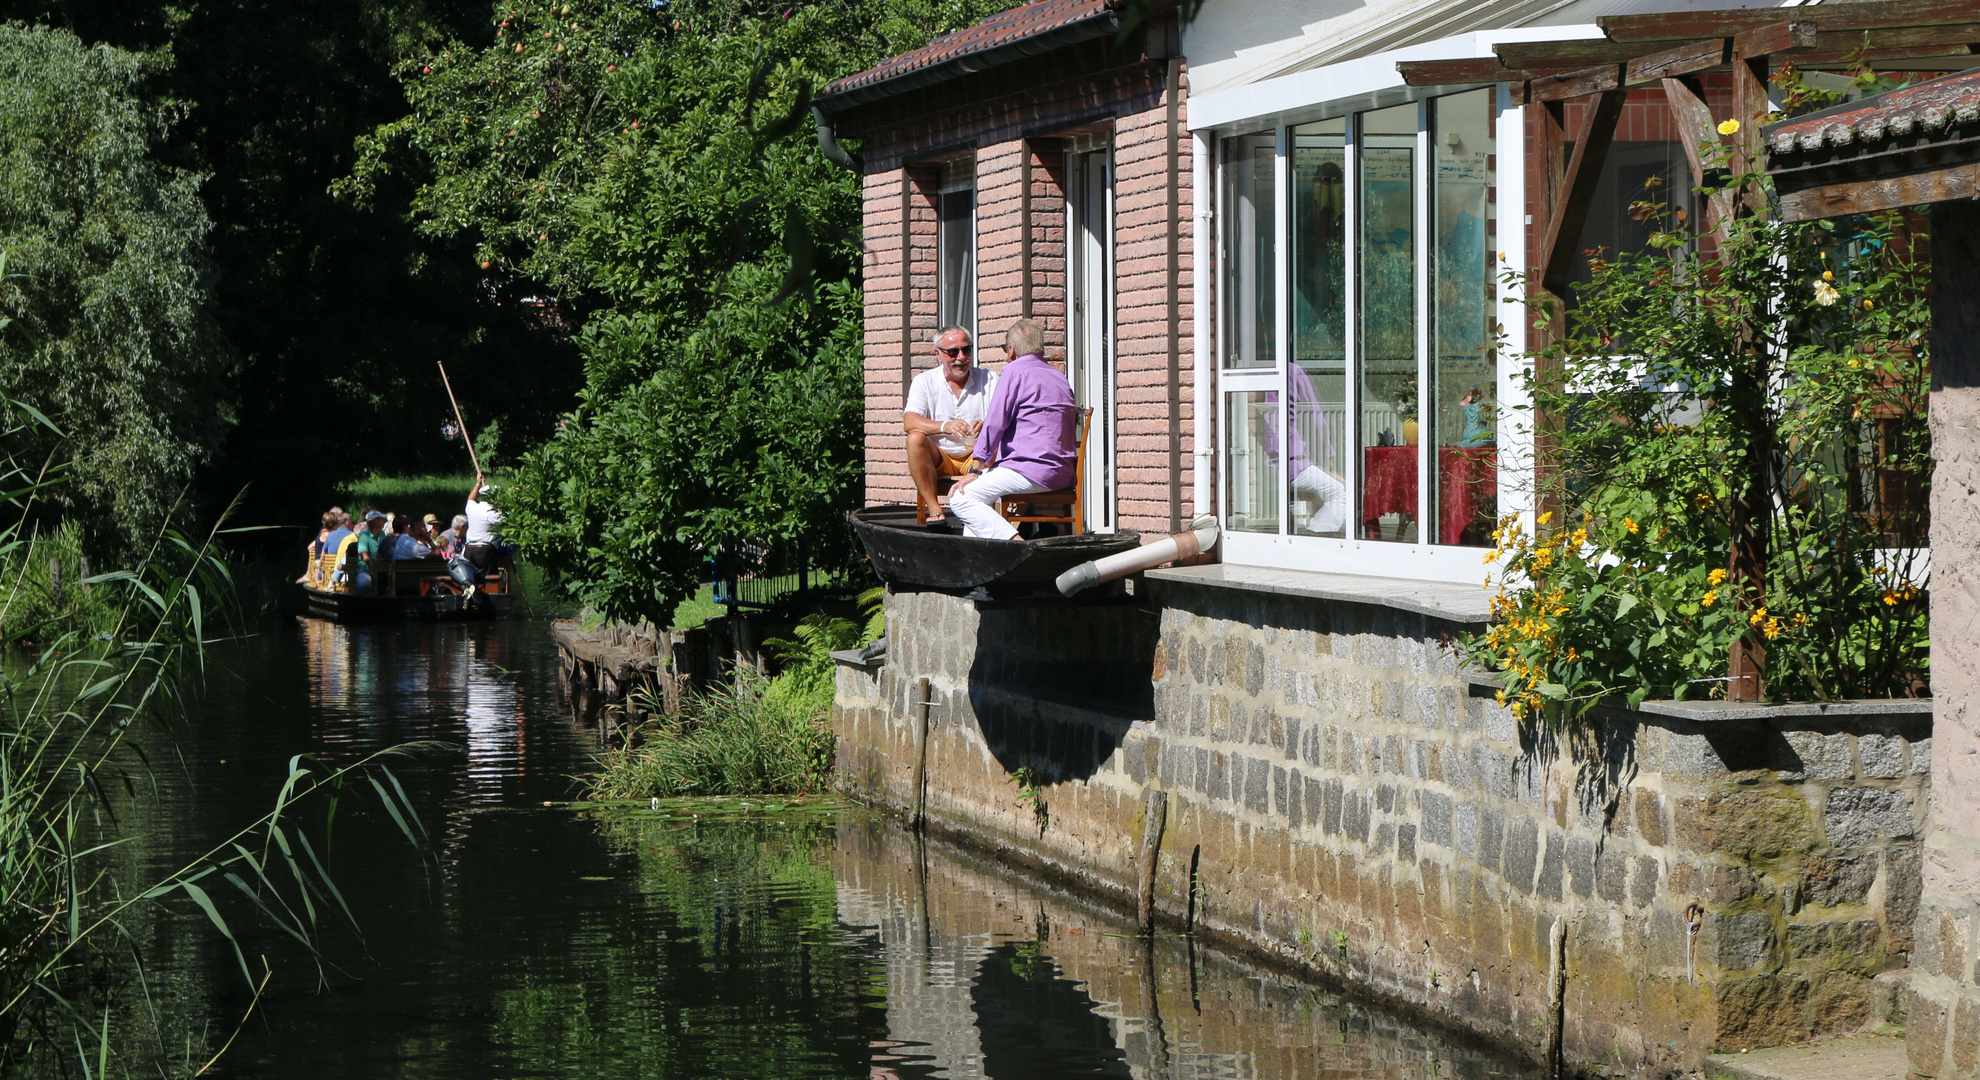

{"left": 592, "top": 597, "right": 877, "bottom": 799}
{"left": 1472, "top": 113, "right": 1930, "bottom": 718}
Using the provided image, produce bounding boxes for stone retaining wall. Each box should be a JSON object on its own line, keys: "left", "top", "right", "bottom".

{"left": 834, "top": 580, "right": 1931, "bottom": 1075}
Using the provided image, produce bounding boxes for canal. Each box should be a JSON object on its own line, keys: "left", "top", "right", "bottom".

{"left": 126, "top": 613, "right": 1536, "bottom": 1079}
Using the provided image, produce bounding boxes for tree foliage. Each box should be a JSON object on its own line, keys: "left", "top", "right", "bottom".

{"left": 343, "top": 0, "right": 1013, "bottom": 624}
{"left": 0, "top": 24, "right": 227, "bottom": 551}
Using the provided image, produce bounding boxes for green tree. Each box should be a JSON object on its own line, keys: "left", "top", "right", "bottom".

{"left": 342, "top": 0, "right": 1013, "bottom": 623}
{"left": 0, "top": 23, "right": 227, "bottom": 550}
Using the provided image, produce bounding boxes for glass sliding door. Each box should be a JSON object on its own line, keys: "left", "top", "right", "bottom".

{"left": 1430, "top": 89, "right": 1498, "bottom": 548}
{"left": 1220, "top": 132, "right": 1278, "bottom": 370}
{"left": 1291, "top": 118, "right": 1348, "bottom": 538}
{"left": 1356, "top": 102, "right": 1419, "bottom": 543}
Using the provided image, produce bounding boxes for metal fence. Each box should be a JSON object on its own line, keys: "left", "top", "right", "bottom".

{"left": 710, "top": 534, "right": 863, "bottom": 616}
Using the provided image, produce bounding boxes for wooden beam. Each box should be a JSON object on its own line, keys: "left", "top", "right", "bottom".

{"left": 1603, "top": 0, "right": 1980, "bottom": 42}
{"left": 1660, "top": 76, "right": 1737, "bottom": 244}
{"left": 1495, "top": 39, "right": 1644, "bottom": 68}
{"left": 1397, "top": 57, "right": 1527, "bottom": 86}
{"left": 1626, "top": 37, "right": 1730, "bottom": 84}
{"left": 1730, "top": 20, "right": 1817, "bottom": 58}
{"left": 1780, "top": 163, "right": 1980, "bottom": 221}
{"left": 1528, "top": 64, "right": 1625, "bottom": 104}
{"left": 1541, "top": 89, "right": 1627, "bottom": 296}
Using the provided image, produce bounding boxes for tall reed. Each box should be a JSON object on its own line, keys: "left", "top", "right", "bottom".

{"left": 0, "top": 393, "right": 432, "bottom": 1077}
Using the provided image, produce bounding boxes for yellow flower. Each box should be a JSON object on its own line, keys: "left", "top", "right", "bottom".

{"left": 1793, "top": 612, "right": 1808, "bottom": 627}
{"left": 1717, "top": 118, "right": 1740, "bottom": 136}
{"left": 1537, "top": 510, "right": 1554, "bottom": 526}
{"left": 1566, "top": 648, "right": 1580, "bottom": 662}
{"left": 1763, "top": 618, "right": 1782, "bottom": 640}
{"left": 1881, "top": 590, "right": 1899, "bottom": 606}
{"left": 1571, "top": 527, "right": 1588, "bottom": 546}
{"left": 1623, "top": 518, "right": 1639, "bottom": 534}
{"left": 1863, "top": 299, "right": 1875, "bottom": 311}
{"left": 1695, "top": 492, "right": 1712, "bottom": 508}
{"left": 1749, "top": 606, "right": 1767, "bottom": 626}
{"left": 1701, "top": 589, "right": 1718, "bottom": 607}
{"left": 1822, "top": 269, "right": 1835, "bottom": 281}
{"left": 1848, "top": 358, "right": 1861, "bottom": 368}
{"left": 1708, "top": 568, "right": 1728, "bottom": 586}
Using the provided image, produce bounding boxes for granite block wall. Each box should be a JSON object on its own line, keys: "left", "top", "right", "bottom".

{"left": 835, "top": 581, "right": 1930, "bottom": 1075}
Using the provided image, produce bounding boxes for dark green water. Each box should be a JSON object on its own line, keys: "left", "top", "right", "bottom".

{"left": 130, "top": 614, "right": 1534, "bottom": 1079}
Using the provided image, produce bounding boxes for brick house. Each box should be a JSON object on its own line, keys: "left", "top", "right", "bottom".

{"left": 814, "top": 0, "right": 1194, "bottom": 536}
{"left": 822, "top": 0, "right": 1939, "bottom": 1071}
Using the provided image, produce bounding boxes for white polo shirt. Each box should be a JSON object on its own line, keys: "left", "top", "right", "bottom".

{"left": 905, "top": 364, "right": 997, "bottom": 458}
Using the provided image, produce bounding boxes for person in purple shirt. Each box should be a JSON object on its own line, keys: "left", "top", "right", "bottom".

{"left": 947, "top": 318, "right": 1078, "bottom": 540}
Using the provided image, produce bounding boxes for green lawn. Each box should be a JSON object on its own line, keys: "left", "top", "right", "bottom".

{"left": 334, "top": 473, "right": 477, "bottom": 521}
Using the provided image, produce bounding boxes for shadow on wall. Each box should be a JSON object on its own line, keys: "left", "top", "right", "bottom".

{"left": 966, "top": 600, "right": 1159, "bottom": 784}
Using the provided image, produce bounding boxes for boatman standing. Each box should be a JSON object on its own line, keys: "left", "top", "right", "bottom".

{"left": 464, "top": 473, "right": 505, "bottom": 574}
{"left": 903, "top": 325, "right": 996, "bottom": 526}
{"left": 946, "top": 319, "right": 1078, "bottom": 541}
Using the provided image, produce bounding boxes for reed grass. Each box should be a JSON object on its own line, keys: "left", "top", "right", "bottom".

{"left": 0, "top": 397, "right": 435, "bottom": 1076}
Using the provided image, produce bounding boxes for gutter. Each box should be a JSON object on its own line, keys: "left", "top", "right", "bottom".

{"left": 812, "top": 107, "right": 863, "bottom": 173}
{"left": 813, "top": 12, "right": 1123, "bottom": 117}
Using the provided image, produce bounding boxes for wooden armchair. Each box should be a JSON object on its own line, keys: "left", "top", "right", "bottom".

{"left": 998, "top": 407, "right": 1092, "bottom": 536}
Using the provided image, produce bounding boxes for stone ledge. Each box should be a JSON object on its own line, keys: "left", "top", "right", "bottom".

{"left": 1705, "top": 1032, "right": 1909, "bottom": 1080}
{"left": 1460, "top": 670, "right": 1932, "bottom": 722}
{"left": 1145, "top": 563, "right": 1493, "bottom": 624}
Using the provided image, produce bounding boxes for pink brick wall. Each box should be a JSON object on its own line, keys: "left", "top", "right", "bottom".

{"left": 838, "top": 33, "right": 1197, "bottom": 533}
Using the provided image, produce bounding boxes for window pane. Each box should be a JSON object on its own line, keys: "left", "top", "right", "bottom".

{"left": 938, "top": 187, "right": 974, "bottom": 336}
{"left": 1357, "top": 102, "right": 1417, "bottom": 544}
{"left": 1430, "top": 89, "right": 1498, "bottom": 548}
{"left": 1220, "top": 132, "right": 1276, "bottom": 370}
{"left": 1226, "top": 391, "right": 1281, "bottom": 533}
{"left": 1292, "top": 118, "right": 1348, "bottom": 537}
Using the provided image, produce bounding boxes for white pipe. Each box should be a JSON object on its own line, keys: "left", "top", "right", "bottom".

{"left": 1057, "top": 518, "right": 1219, "bottom": 596}
{"left": 1191, "top": 130, "right": 1214, "bottom": 521}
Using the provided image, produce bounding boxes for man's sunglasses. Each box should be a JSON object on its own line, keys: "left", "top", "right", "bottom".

{"left": 939, "top": 345, "right": 973, "bottom": 358}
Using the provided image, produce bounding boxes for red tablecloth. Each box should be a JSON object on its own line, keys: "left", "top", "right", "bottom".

{"left": 1362, "top": 446, "right": 1498, "bottom": 544}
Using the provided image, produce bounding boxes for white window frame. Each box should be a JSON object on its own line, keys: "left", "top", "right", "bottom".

{"left": 1192, "top": 33, "right": 1571, "bottom": 585}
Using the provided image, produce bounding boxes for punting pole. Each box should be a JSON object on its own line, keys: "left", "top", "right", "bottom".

{"left": 437, "top": 360, "right": 482, "bottom": 477}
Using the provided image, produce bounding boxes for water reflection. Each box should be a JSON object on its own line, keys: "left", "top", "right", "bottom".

{"left": 135, "top": 617, "right": 1530, "bottom": 1080}
{"left": 830, "top": 820, "right": 1530, "bottom": 1080}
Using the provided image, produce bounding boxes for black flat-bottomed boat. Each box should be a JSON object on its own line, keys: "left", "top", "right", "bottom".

{"left": 298, "top": 557, "right": 515, "bottom": 623}
{"left": 850, "top": 505, "right": 1139, "bottom": 597}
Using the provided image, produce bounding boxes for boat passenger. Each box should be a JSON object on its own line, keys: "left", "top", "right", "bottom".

{"left": 391, "top": 514, "right": 432, "bottom": 560}
{"left": 302, "top": 510, "right": 340, "bottom": 585}
{"left": 422, "top": 514, "right": 448, "bottom": 555}
{"left": 464, "top": 474, "right": 504, "bottom": 573}
{"left": 355, "top": 510, "right": 388, "bottom": 593}
{"left": 904, "top": 325, "right": 995, "bottom": 527}
{"left": 947, "top": 318, "right": 1078, "bottom": 541}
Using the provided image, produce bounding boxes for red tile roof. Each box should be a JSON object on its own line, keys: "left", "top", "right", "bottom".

{"left": 819, "top": 0, "right": 1121, "bottom": 108}
{"left": 1766, "top": 65, "right": 1980, "bottom": 157}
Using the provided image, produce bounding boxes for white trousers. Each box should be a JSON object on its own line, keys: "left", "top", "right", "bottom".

{"left": 948, "top": 466, "right": 1051, "bottom": 540}
{"left": 1293, "top": 465, "right": 1348, "bottom": 534}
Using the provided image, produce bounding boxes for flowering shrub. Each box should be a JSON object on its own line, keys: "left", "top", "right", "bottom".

{"left": 1470, "top": 114, "right": 1930, "bottom": 718}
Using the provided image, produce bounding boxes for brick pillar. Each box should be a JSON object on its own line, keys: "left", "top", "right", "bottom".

{"left": 1914, "top": 197, "right": 1980, "bottom": 1080}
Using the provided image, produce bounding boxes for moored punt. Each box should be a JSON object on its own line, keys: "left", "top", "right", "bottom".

{"left": 298, "top": 557, "right": 515, "bottom": 623}
{"left": 850, "top": 505, "right": 1140, "bottom": 598}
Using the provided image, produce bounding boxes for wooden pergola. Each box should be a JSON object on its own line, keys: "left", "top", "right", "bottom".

{"left": 1396, "top": 0, "right": 1977, "bottom": 700}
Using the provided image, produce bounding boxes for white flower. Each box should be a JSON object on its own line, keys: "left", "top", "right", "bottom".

{"left": 1812, "top": 279, "right": 1840, "bottom": 307}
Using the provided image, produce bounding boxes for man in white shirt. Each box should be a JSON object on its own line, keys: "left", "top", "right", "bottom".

{"left": 904, "top": 325, "right": 996, "bottom": 525}
{"left": 464, "top": 473, "right": 504, "bottom": 572}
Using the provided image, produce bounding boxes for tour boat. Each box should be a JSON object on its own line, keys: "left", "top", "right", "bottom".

{"left": 297, "top": 556, "right": 516, "bottom": 622}
{"left": 850, "top": 505, "right": 1140, "bottom": 597}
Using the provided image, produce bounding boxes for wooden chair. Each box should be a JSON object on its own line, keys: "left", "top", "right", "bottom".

{"left": 998, "top": 407, "right": 1093, "bottom": 536}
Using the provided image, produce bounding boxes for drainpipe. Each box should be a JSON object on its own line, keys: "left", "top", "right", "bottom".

{"left": 1191, "top": 130, "right": 1214, "bottom": 519}
{"left": 1056, "top": 517, "right": 1220, "bottom": 596}
{"left": 812, "top": 107, "right": 862, "bottom": 174}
